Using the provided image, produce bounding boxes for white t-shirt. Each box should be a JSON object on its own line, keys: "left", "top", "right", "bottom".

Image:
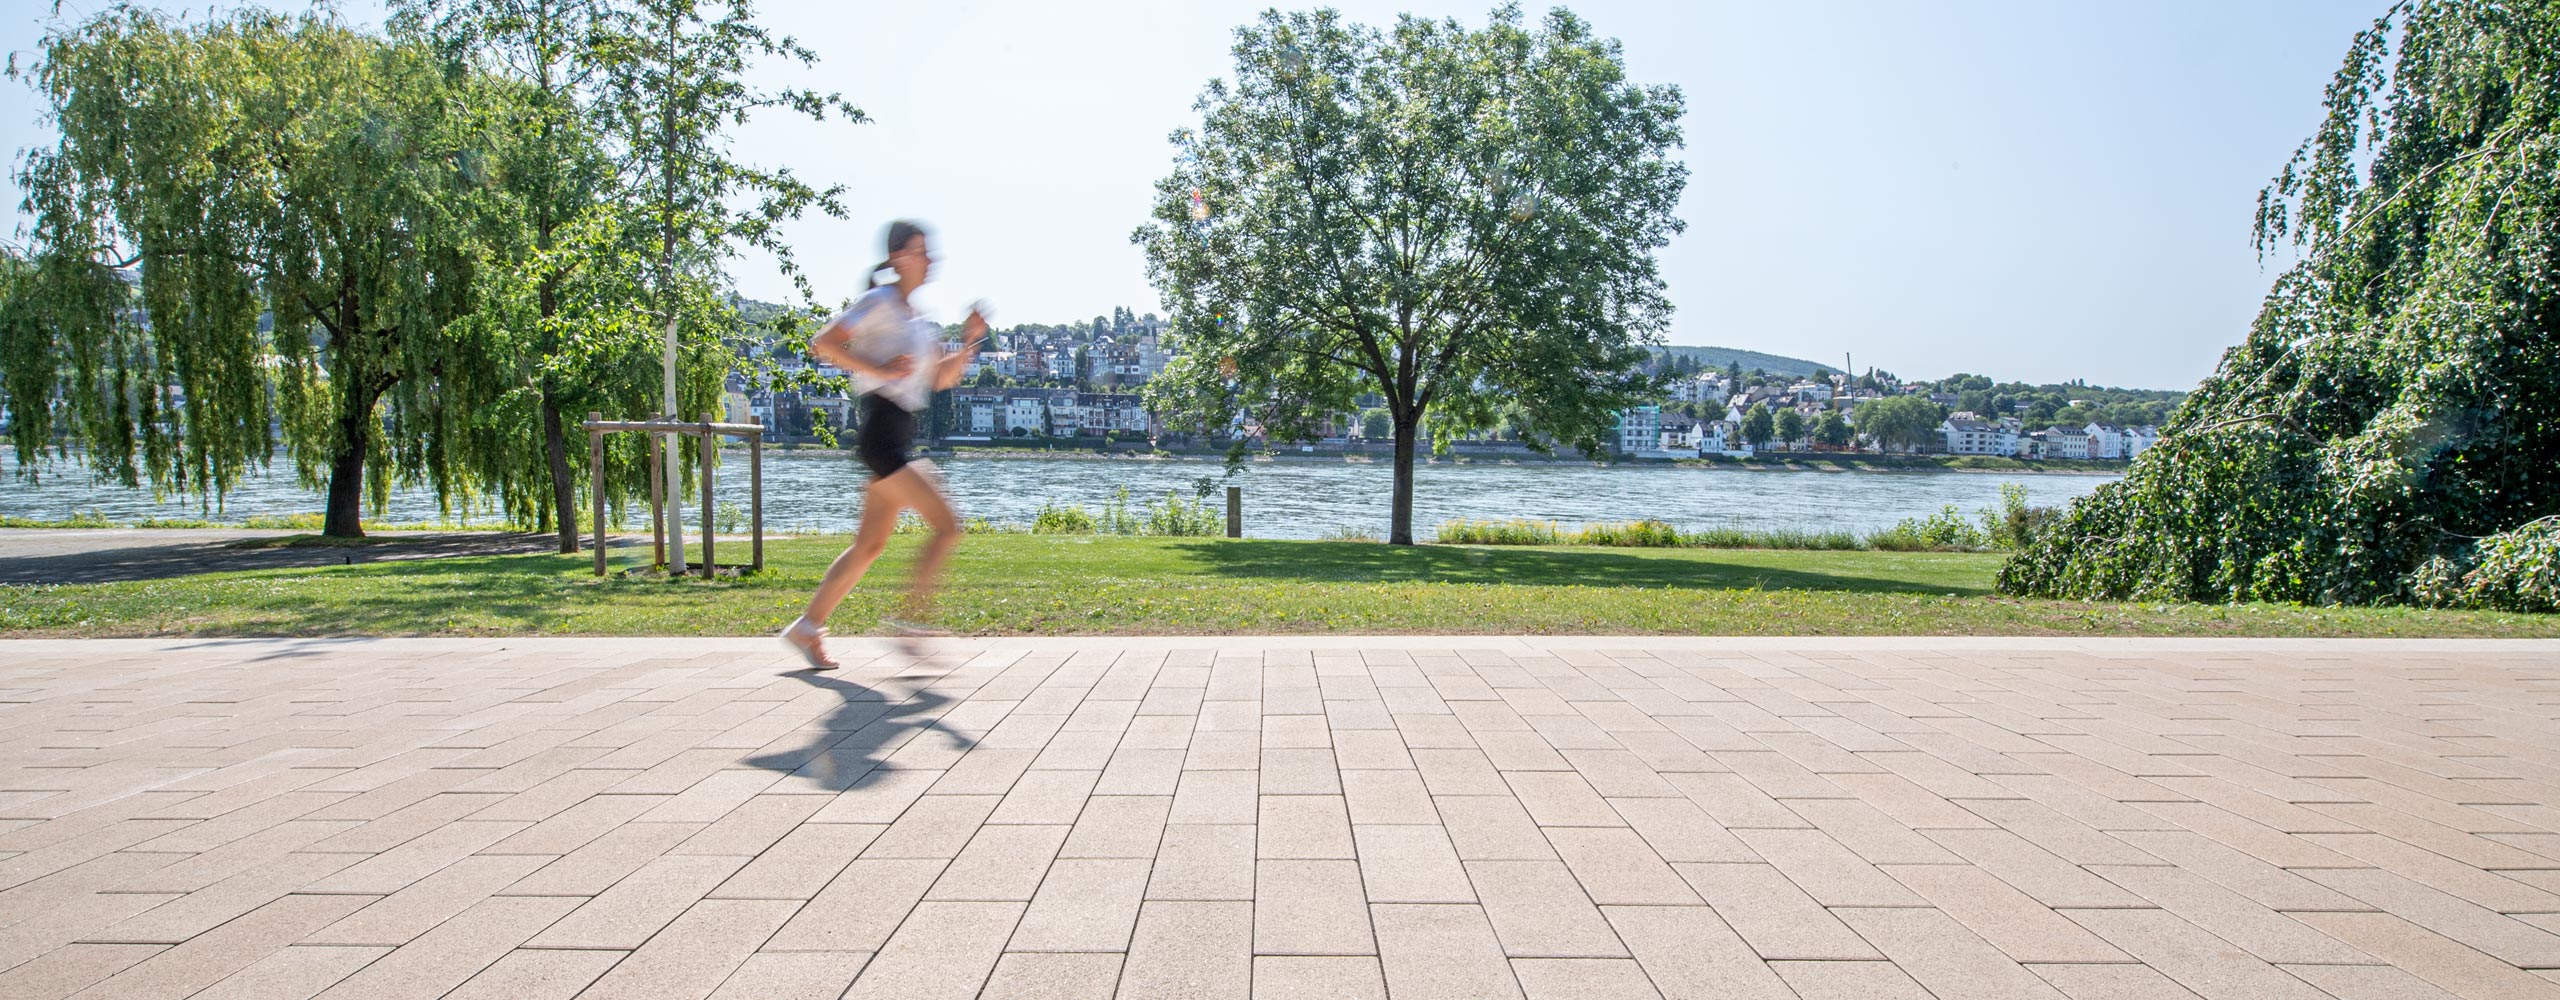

{"left": 824, "top": 287, "right": 941, "bottom": 412}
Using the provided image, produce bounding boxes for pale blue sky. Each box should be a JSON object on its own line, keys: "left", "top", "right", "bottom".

{"left": 4, "top": 1, "right": 2384, "bottom": 388}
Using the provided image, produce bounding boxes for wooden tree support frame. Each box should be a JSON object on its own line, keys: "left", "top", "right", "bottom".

{"left": 585, "top": 412, "right": 766, "bottom": 579}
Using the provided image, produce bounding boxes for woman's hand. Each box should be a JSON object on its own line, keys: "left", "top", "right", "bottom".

{"left": 876, "top": 355, "right": 918, "bottom": 379}
{"left": 962, "top": 308, "right": 989, "bottom": 347}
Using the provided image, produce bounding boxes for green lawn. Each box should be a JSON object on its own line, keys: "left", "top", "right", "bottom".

{"left": 3, "top": 533, "right": 2554, "bottom": 638}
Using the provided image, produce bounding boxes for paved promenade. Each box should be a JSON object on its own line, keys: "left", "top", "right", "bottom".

{"left": 5, "top": 637, "right": 2560, "bottom": 999}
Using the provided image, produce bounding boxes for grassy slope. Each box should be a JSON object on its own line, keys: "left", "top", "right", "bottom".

{"left": 3, "top": 534, "right": 2553, "bottom": 638}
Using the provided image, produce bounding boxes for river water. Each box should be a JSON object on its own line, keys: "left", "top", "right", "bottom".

{"left": 2, "top": 449, "right": 2117, "bottom": 539}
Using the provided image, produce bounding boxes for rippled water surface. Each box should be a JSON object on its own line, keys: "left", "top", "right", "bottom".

{"left": 3, "top": 449, "right": 2119, "bottom": 539}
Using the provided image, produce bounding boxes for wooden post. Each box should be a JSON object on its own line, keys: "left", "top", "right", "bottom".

{"left": 699, "top": 420, "right": 716, "bottom": 579}
{"left": 749, "top": 430, "right": 764, "bottom": 573}
{"left": 1225, "top": 486, "right": 1242, "bottom": 539}
{"left": 589, "top": 412, "right": 606, "bottom": 577}
{"left": 648, "top": 434, "right": 664, "bottom": 567}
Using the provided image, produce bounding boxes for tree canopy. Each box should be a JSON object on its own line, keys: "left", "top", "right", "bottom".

{"left": 1134, "top": 4, "right": 1686, "bottom": 543}
{"left": 11, "top": 9, "right": 496, "bottom": 535}
{"left": 2000, "top": 1, "right": 2560, "bottom": 611}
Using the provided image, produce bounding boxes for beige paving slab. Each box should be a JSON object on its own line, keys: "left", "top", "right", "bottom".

{"left": 1119, "top": 899, "right": 1252, "bottom": 1000}
{"left": 8, "top": 637, "right": 2560, "bottom": 999}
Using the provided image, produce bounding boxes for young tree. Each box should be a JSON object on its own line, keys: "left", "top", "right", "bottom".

{"left": 13, "top": 10, "right": 491, "bottom": 536}
{"left": 599, "top": 0, "right": 860, "bottom": 568}
{"left": 390, "top": 0, "right": 668, "bottom": 552}
{"left": 1740, "top": 403, "right": 1775, "bottom": 450}
{"left": 1136, "top": 6, "right": 1686, "bottom": 543}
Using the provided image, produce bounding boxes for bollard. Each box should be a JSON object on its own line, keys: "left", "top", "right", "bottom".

{"left": 1225, "top": 486, "right": 1242, "bottom": 538}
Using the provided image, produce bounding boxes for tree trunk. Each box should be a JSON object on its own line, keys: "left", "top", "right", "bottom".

{"left": 322, "top": 382, "right": 379, "bottom": 539}
{"left": 1390, "top": 411, "right": 1419, "bottom": 545}
{"left": 541, "top": 392, "right": 579, "bottom": 553}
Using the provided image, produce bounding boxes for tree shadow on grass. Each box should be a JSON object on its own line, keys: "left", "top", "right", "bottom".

{"left": 1164, "top": 539, "right": 1995, "bottom": 596}
{"left": 0, "top": 530, "right": 571, "bottom": 584}
{"left": 741, "top": 654, "right": 973, "bottom": 792}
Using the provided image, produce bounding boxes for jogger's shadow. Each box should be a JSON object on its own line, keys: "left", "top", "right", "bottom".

{"left": 743, "top": 650, "right": 975, "bottom": 792}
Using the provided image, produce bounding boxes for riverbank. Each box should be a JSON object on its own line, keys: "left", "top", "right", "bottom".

{"left": 755, "top": 441, "right": 2131, "bottom": 474}
{"left": 6, "top": 534, "right": 2550, "bottom": 638}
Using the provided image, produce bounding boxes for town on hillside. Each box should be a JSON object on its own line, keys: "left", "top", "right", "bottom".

{"left": 723, "top": 300, "right": 2183, "bottom": 463}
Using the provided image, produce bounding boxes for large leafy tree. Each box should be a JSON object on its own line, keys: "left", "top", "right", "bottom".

{"left": 1136, "top": 5, "right": 1686, "bottom": 544}
{"left": 392, "top": 0, "right": 643, "bottom": 550}
{"left": 2000, "top": 1, "right": 2560, "bottom": 610}
{"left": 12, "top": 9, "right": 498, "bottom": 537}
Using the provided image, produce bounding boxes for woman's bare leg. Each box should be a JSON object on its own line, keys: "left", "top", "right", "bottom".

{"left": 800, "top": 476, "right": 912, "bottom": 627}
{"left": 891, "top": 463, "right": 964, "bottom": 620}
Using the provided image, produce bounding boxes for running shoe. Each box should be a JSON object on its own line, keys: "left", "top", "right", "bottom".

{"left": 778, "top": 618, "right": 838, "bottom": 670}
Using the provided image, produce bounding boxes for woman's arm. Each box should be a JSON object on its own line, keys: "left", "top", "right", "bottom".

{"left": 810, "top": 311, "right": 914, "bottom": 382}
{"left": 934, "top": 308, "right": 991, "bottom": 390}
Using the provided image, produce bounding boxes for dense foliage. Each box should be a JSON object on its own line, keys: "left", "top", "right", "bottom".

{"left": 6, "top": 2, "right": 851, "bottom": 539}
{"left": 1135, "top": 4, "right": 1687, "bottom": 543}
{"left": 2001, "top": 1, "right": 2560, "bottom": 611}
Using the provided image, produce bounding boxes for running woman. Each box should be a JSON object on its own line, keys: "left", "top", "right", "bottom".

{"left": 780, "top": 220, "right": 987, "bottom": 668}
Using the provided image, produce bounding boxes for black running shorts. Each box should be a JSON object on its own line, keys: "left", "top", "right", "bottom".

{"left": 855, "top": 394, "right": 917, "bottom": 479}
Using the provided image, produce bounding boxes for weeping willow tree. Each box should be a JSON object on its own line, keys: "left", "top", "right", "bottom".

{"left": 10, "top": 8, "right": 508, "bottom": 536}
{"left": 1999, "top": 0, "right": 2560, "bottom": 611}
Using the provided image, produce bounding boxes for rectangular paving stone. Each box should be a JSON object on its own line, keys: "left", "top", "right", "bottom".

{"left": 316, "top": 895, "right": 584, "bottom": 1000}
{"left": 305, "top": 853, "right": 554, "bottom": 946}
{"left": 525, "top": 854, "right": 747, "bottom": 950}
{"left": 443, "top": 949, "right": 628, "bottom": 1000}
{"left": 576, "top": 898, "right": 798, "bottom": 1000}
{"left": 187, "top": 944, "right": 389, "bottom": 1000}
{"left": 1673, "top": 862, "right": 1880, "bottom": 961}
{"left": 1255, "top": 858, "right": 1376, "bottom": 956}
{"left": 1011, "top": 857, "right": 1150, "bottom": 951}
{"left": 1837, "top": 906, "right": 2068, "bottom": 1000}
{"left": 1259, "top": 795, "right": 1356, "bottom": 859}
{"left": 714, "top": 821, "right": 880, "bottom": 899}
{"left": 1354, "top": 824, "right": 1474, "bottom": 903}
{"left": 840, "top": 900, "right": 1023, "bottom": 1000}
{"left": 766, "top": 857, "right": 946, "bottom": 952}
{"left": 1435, "top": 795, "right": 1560, "bottom": 861}
{"left": 75, "top": 893, "right": 371, "bottom": 1000}
{"left": 1545, "top": 826, "right": 1700, "bottom": 905}
{"left": 1371, "top": 903, "right": 1526, "bottom": 1000}
{"left": 1882, "top": 864, "right": 2131, "bottom": 964}
{"left": 928, "top": 823, "right": 1070, "bottom": 901}
{"left": 1149, "top": 823, "right": 1256, "bottom": 901}
{"left": 2062, "top": 907, "right": 2332, "bottom": 1000}
{"left": 1060, "top": 795, "right": 1172, "bottom": 858}
{"left": 1466, "top": 859, "right": 1627, "bottom": 958}
{"left": 1601, "top": 905, "right": 1793, "bottom": 1000}
{"left": 1118, "top": 899, "right": 1252, "bottom": 1000}
{"left": 982, "top": 952, "right": 1121, "bottom": 1000}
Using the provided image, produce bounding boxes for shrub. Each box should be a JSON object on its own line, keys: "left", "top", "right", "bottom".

{"left": 715, "top": 501, "right": 745, "bottom": 535}
{"left": 1143, "top": 490, "right": 1223, "bottom": 536}
{"left": 1436, "top": 519, "right": 1561, "bottom": 545}
{"left": 1872, "top": 505, "right": 1990, "bottom": 552}
{"left": 1980, "top": 483, "right": 2058, "bottom": 550}
{"left": 1681, "top": 526, "right": 1863, "bottom": 550}
{"left": 1031, "top": 502, "right": 1097, "bottom": 534}
{"left": 1571, "top": 519, "right": 1682, "bottom": 547}
{"left": 241, "top": 513, "right": 324, "bottom": 530}
{"left": 2461, "top": 519, "right": 2560, "bottom": 613}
